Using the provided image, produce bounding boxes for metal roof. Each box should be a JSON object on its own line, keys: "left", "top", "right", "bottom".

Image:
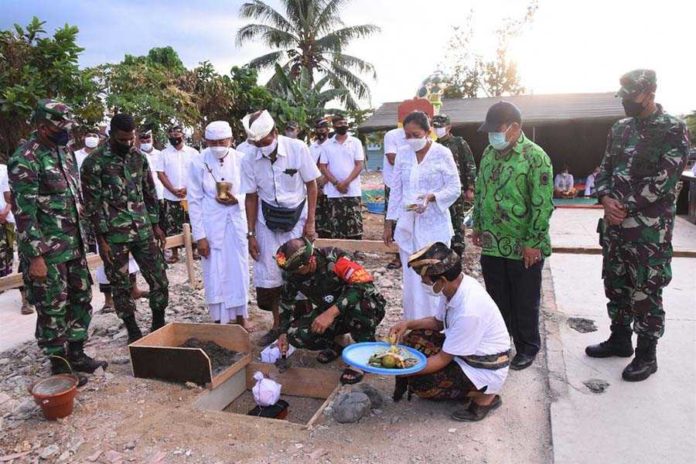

{"left": 359, "top": 92, "right": 625, "bottom": 132}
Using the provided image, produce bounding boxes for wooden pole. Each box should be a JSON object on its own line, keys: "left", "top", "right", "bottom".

{"left": 182, "top": 223, "right": 199, "bottom": 289}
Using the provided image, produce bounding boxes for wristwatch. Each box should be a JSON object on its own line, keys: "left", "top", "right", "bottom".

{"left": 246, "top": 231, "right": 256, "bottom": 239}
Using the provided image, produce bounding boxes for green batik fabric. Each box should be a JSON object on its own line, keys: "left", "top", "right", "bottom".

{"left": 472, "top": 133, "right": 554, "bottom": 260}
{"left": 8, "top": 135, "right": 85, "bottom": 264}
{"left": 81, "top": 144, "right": 160, "bottom": 244}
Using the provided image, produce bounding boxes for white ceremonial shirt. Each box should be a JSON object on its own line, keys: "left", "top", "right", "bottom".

{"left": 142, "top": 148, "right": 164, "bottom": 201}
{"left": 383, "top": 128, "right": 406, "bottom": 189}
{"left": 320, "top": 134, "right": 364, "bottom": 198}
{"left": 240, "top": 135, "right": 321, "bottom": 221}
{"left": 584, "top": 173, "right": 596, "bottom": 197}
{"left": 309, "top": 140, "right": 327, "bottom": 194}
{"left": 74, "top": 148, "right": 90, "bottom": 174}
{"left": 156, "top": 144, "right": 199, "bottom": 201}
{"left": 386, "top": 142, "right": 461, "bottom": 253}
{"left": 436, "top": 275, "right": 510, "bottom": 394}
{"left": 0, "top": 164, "right": 15, "bottom": 224}
{"left": 554, "top": 173, "right": 574, "bottom": 191}
{"left": 236, "top": 140, "right": 253, "bottom": 156}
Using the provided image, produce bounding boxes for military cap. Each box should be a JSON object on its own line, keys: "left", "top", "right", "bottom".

{"left": 616, "top": 69, "right": 657, "bottom": 98}
{"left": 275, "top": 238, "right": 315, "bottom": 272}
{"left": 286, "top": 121, "right": 299, "bottom": 130}
{"left": 407, "top": 242, "right": 460, "bottom": 277}
{"left": 432, "top": 114, "right": 451, "bottom": 128}
{"left": 33, "top": 99, "right": 76, "bottom": 130}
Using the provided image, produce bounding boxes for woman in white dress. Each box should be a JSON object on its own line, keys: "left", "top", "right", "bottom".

{"left": 384, "top": 111, "right": 461, "bottom": 320}
{"left": 187, "top": 121, "right": 249, "bottom": 326}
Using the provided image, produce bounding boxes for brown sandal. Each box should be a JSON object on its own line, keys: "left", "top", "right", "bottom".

{"left": 451, "top": 395, "right": 502, "bottom": 422}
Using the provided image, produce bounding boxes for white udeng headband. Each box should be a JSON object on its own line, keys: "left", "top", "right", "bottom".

{"left": 205, "top": 120, "right": 232, "bottom": 140}
{"left": 241, "top": 110, "right": 274, "bottom": 141}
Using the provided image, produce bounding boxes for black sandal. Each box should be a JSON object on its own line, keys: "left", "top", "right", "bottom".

{"left": 451, "top": 395, "right": 502, "bottom": 422}
{"left": 340, "top": 367, "right": 364, "bottom": 385}
{"left": 316, "top": 345, "right": 343, "bottom": 364}
{"left": 386, "top": 256, "right": 402, "bottom": 269}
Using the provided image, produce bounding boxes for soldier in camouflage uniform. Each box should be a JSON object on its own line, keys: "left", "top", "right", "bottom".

{"left": 433, "top": 114, "right": 477, "bottom": 256}
{"left": 275, "top": 238, "right": 385, "bottom": 384}
{"left": 81, "top": 113, "right": 169, "bottom": 343}
{"left": 586, "top": 70, "right": 690, "bottom": 382}
{"left": 8, "top": 99, "right": 107, "bottom": 380}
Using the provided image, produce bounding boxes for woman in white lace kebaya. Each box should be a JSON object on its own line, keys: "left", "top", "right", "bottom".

{"left": 384, "top": 111, "right": 461, "bottom": 320}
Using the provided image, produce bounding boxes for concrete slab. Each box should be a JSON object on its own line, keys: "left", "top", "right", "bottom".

{"left": 547, "top": 254, "right": 696, "bottom": 464}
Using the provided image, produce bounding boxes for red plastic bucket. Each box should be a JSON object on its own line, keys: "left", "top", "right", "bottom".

{"left": 29, "top": 374, "right": 79, "bottom": 420}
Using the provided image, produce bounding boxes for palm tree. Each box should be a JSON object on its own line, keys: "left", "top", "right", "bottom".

{"left": 236, "top": 0, "right": 379, "bottom": 110}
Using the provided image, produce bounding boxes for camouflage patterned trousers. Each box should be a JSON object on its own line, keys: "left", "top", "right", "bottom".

{"left": 287, "top": 286, "right": 385, "bottom": 351}
{"left": 449, "top": 196, "right": 467, "bottom": 256}
{"left": 22, "top": 255, "right": 92, "bottom": 355}
{"left": 316, "top": 193, "right": 332, "bottom": 239}
{"left": 162, "top": 199, "right": 188, "bottom": 236}
{"left": 103, "top": 237, "right": 169, "bottom": 319}
{"left": 326, "top": 197, "right": 363, "bottom": 240}
{"left": 0, "top": 223, "right": 14, "bottom": 276}
{"left": 602, "top": 237, "right": 672, "bottom": 339}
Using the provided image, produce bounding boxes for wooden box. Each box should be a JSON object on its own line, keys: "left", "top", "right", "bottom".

{"left": 128, "top": 322, "right": 251, "bottom": 389}
{"left": 194, "top": 362, "right": 341, "bottom": 430}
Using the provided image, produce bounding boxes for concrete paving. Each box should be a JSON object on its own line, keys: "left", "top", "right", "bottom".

{"left": 546, "top": 212, "right": 696, "bottom": 463}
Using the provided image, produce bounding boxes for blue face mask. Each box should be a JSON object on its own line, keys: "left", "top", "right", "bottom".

{"left": 488, "top": 126, "right": 511, "bottom": 151}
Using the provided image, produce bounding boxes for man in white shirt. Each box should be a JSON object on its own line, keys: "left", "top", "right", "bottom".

{"left": 390, "top": 242, "right": 510, "bottom": 422}
{"left": 554, "top": 165, "right": 577, "bottom": 198}
{"left": 0, "top": 163, "right": 33, "bottom": 315}
{"left": 383, "top": 126, "right": 406, "bottom": 269}
{"left": 239, "top": 110, "right": 321, "bottom": 346}
{"left": 309, "top": 118, "right": 331, "bottom": 238}
{"left": 156, "top": 125, "right": 199, "bottom": 263}
{"left": 319, "top": 115, "right": 364, "bottom": 240}
{"left": 138, "top": 130, "right": 164, "bottom": 203}
{"left": 584, "top": 166, "right": 600, "bottom": 197}
{"left": 74, "top": 131, "right": 100, "bottom": 175}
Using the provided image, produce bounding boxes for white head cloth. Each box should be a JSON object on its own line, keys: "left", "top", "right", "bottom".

{"left": 241, "top": 110, "right": 275, "bottom": 142}
{"left": 205, "top": 120, "right": 232, "bottom": 140}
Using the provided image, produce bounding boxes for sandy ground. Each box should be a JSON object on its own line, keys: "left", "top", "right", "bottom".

{"left": 0, "top": 172, "right": 553, "bottom": 464}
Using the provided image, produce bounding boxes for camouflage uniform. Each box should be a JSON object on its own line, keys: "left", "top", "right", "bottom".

{"left": 0, "top": 224, "right": 12, "bottom": 276}
{"left": 80, "top": 143, "right": 169, "bottom": 320}
{"left": 327, "top": 197, "right": 363, "bottom": 239}
{"left": 596, "top": 70, "right": 690, "bottom": 340}
{"left": 8, "top": 101, "right": 92, "bottom": 355}
{"left": 433, "top": 115, "right": 477, "bottom": 256}
{"left": 278, "top": 247, "right": 385, "bottom": 350}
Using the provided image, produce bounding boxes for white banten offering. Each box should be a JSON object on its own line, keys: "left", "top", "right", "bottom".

{"left": 252, "top": 371, "right": 281, "bottom": 407}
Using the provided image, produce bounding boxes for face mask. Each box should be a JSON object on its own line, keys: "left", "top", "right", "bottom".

{"left": 210, "top": 146, "right": 229, "bottom": 159}
{"left": 622, "top": 98, "right": 644, "bottom": 118}
{"left": 113, "top": 141, "right": 132, "bottom": 155}
{"left": 435, "top": 127, "right": 447, "bottom": 138}
{"left": 334, "top": 126, "right": 348, "bottom": 136}
{"left": 260, "top": 138, "right": 278, "bottom": 157}
{"left": 84, "top": 136, "right": 99, "bottom": 148}
{"left": 422, "top": 281, "right": 442, "bottom": 297}
{"left": 169, "top": 136, "right": 183, "bottom": 147}
{"left": 48, "top": 129, "right": 70, "bottom": 146}
{"left": 316, "top": 133, "right": 327, "bottom": 142}
{"left": 406, "top": 137, "right": 428, "bottom": 152}
{"left": 488, "top": 126, "right": 511, "bottom": 151}
{"left": 140, "top": 142, "right": 153, "bottom": 152}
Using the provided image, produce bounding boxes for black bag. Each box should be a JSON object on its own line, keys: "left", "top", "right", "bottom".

{"left": 261, "top": 199, "right": 306, "bottom": 232}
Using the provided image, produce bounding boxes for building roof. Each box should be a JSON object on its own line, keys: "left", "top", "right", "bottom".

{"left": 359, "top": 92, "right": 625, "bottom": 132}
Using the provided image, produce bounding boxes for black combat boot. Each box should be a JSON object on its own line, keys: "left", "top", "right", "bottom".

{"left": 585, "top": 324, "right": 634, "bottom": 358}
{"left": 150, "top": 310, "right": 165, "bottom": 332}
{"left": 67, "top": 341, "right": 108, "bottom": 373}
{"left": 49, "top": 353, "right": 88, "bottom": 387}
{"left": 622, "top": 336, "right": 658, "bottom": 382}
{"left": 123, "top": 316, "right": 143, "bottom": 343}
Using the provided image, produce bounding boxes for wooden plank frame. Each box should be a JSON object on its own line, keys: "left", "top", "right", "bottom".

{"left": 194, "top": 362, "right": 342, "bottom": 430}
{"left": 129, "top": 322, "right": 251, "bottom": 389}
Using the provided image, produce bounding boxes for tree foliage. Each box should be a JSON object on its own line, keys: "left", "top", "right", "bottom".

{"left": 236, "top": 0, "right": 379, "bottom": 109}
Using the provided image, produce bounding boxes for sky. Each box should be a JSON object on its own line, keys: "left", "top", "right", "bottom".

{"left": 2, "top": 0, "right": 694, "bottom": 115}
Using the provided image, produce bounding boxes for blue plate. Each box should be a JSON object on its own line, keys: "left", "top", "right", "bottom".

{"left": 342, "top": 342, "right": 427, "bottom": 376}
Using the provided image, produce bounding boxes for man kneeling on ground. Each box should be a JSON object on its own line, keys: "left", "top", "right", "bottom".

{"left": 275, "top": 238, "right": 385, "bottom": 384}
{"left": 389, "top": 242, "right": 510, "bottom": 422}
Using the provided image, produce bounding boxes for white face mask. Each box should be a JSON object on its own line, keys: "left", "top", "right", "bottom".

{"left": 210, "top": 146, "right": 229, "bottom": 159}
{"left": 259, "top": 138, "right": 278, "bottom": 157}
{"left": 406, "top": 137, "right": 428, "bottom": 152}
{"left": 140, "top": 142, "right": 153, "bottom": 152}
{"left": 421, "top": 281, "right": 442, "bottom": 298}
{"left": 84, "top": 136, "right": 99, "bottom": 149}
{"left": 435, "top": 127, "right": 447, "bottom": 138}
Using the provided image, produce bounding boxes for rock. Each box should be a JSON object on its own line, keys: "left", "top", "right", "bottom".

{"left": 390, "top": 416, "right": 401, "bottom": 424}
{"left": 123, "top": 441, "right": 136, "bottom": 450}
{"left": 0, "top": 358, "right": 9, "bottom": 365}
{"left": 13, "top": 398, "right": 37, "bottom": 415}
{"left": 58, "top": 450, "right": 71, "bottom": 461}
{"left": 94, "top": 367, "right": 106, "bottom": 377}
{"left": 583, "top": 378, "right": 610, "bottom": 393}
{"left": 86, "top": 450, "right": 102, "bottom": 462}
{"left": 332, "top": 392, "right": 371, "bottom": 424}
{"left": 112, "top": 329, "right": 127, "bottom": 340}
{"left": 184, "top": 382, "right": 198, "bottom": 389}
{"left": 90, "top": 313, "right": 122, "bottom": 336}
{"left": 379, "top": 278, "right": 395, "bottom": 289}
{"left": 568, "top": 317, "right": 598, "bottom": 333}
{"left": 39, "top": 444, "right": 60, "bottom": 460}
{"left": 353, "top": 383, "right": 384, "bottom": 409}
{"left": 448, "top": 428, "right": 457, "bottom": 433}
{"left": 104, "top": 450, "right": 123, "bottom": 463}
{"left": 111, "top": 356, "right": 130, "bottom": 365}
